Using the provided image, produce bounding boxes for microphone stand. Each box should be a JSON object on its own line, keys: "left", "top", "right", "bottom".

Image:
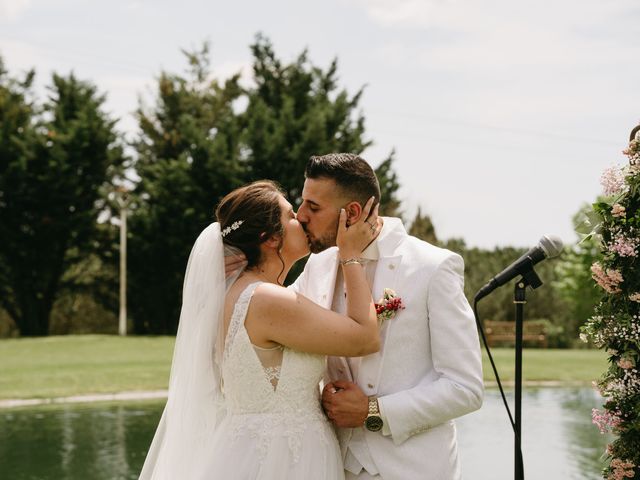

{"left": 513, "top": 266, "right": 542, "bottom": 480}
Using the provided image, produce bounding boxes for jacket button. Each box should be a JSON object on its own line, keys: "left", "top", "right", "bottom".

{"left": 367, "top": 383, "right": 374, "bottom": 389}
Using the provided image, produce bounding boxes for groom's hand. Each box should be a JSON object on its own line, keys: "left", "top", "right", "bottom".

{"left": 321, "top": 380, "right": 368, "bottom": 428}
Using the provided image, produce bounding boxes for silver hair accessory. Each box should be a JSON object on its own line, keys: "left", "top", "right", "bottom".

{"left": 221, "top": 220, "right": 243, "bottom": 237}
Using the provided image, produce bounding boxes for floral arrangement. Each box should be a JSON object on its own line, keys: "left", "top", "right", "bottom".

{"left": 375, "top": 288, "right": 404, "bottom": 323}
{"left": 581, "top": 125, "right": 640, "bottom": 480}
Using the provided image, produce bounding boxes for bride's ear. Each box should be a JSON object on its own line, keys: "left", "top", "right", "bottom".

{"left": 262, "top": 233, "right": 282, "bottom": 249}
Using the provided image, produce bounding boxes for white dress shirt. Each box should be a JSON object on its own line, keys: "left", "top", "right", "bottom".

{"left": 331, "top": 240, "right": 390, "bottom": 476}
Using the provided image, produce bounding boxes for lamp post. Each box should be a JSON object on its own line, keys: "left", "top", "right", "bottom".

{"left": 116, "top": 187, "right": 129, "bottom": 336}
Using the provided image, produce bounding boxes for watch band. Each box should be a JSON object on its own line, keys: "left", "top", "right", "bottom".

{"left": 365, "top": 396, "right": 384, "bottom": 432}
{"left": 368, "top": 396, "right": 380, "bottom": 415}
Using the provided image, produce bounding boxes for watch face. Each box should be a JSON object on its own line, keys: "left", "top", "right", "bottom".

{"left": 365, "top": 416, "right": 383, "bottom": 432}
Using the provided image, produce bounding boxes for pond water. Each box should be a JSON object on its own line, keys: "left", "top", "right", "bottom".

{"left": 0, "top": 387, "right": 610, "bottom": 479}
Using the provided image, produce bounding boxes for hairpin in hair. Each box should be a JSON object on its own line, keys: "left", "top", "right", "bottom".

{"left": 222, "top": 220, "right": 244, "bottom": 237}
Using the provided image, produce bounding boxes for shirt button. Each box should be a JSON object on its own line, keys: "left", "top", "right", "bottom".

{"left": 367, "top": 383, "right": 374, "bottom": 389}
{"left": 389, "top": 264, "right": 395, "bottom": 270}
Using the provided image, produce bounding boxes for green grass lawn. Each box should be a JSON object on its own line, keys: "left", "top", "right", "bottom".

{"left": 0, "top": 335, "right": 609, "bottom": 400}
{"left": 0, "top": 335, "right": 174, "bottom": 399}
{"left": 481, "top": 347, "right": 608, "bottom": 384}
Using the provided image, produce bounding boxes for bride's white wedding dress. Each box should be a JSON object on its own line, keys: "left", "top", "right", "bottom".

{"left": 197, "top": 282, "right": 344, "bottom": 479}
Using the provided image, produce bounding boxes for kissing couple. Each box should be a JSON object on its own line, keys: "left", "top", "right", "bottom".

{"left": 139, "top": 153, "right": 483, "bottom": 480}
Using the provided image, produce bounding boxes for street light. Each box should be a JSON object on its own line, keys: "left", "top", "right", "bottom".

{"left": 116, "top": 186, "right": 129, "bottom": 336}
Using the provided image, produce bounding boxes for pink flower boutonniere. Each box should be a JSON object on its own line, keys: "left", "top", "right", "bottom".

{"left": 375, "top": 288, "right": 404, "bottom": 324}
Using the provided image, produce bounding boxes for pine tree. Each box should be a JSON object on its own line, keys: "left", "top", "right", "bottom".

{"left": 408, "top": 207, "right": 438, "bottom": 244}
{"left": 0, "top": 64, "right": 123, "bottom": 335}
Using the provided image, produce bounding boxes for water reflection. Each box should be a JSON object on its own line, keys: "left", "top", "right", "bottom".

{"left": 0, "top": 402, "right": 163, "bottom": 480}
{"left": 457, "top": 387, "right": 612, "bottom": 480}
{"left": 0, "top": 388, "right": 611, "bottom": 479}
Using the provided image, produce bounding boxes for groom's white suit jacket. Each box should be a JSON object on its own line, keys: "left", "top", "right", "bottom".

{"left": 291, "top": 217, "right": 483, "bottom": 480}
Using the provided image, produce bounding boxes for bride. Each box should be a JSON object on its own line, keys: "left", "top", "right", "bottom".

{"left": 139, "top": 180, "right": 380, "bottom": 479}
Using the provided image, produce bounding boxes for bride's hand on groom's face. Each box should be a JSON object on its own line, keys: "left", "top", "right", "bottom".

{"left": 321, "top": 381, "right": 368, "bottom": 428}
{"left": 336, "top": 197, "right": 380, "bottom": 259}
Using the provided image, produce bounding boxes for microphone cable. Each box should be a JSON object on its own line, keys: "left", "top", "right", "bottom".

{"left": 474, "top": 298, "right": 525, "bottom": 478}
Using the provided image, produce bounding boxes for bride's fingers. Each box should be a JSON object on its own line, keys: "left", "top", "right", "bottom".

{"left": 337, "top": 208, "right": 347, "bottom": 233}
{"left": 364, "top": 203, "right": 380, "bottom": 230}
{"left": 358, "top": 196, "right": 375, "bottom": 225}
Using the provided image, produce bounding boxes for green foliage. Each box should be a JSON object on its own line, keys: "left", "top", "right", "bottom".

{"left": 374, "top": 149, "right": 402, "bottom": 218}
{"left": 129, "top": 37, "right": 402, "bottom": 333}
{"left": 552, "top": 204, "right": 602, "bottom": 347}
{"left": 443, "top": 239, "right": 569, "bottom": 345}
{"left": 128, "top": 43, "right": 245, "bottom": 334}
{"left": 408, "top": 207, "right": 438, "bottom": 245}
{"left": 580, "top": 126, "right": 640, "bottom": 479}
{"left": 0, "top": 60, "right": 124, "bottom": 336}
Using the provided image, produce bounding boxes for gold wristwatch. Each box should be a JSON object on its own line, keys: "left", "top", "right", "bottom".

{"left": 365, "top": 396, "right": 383, "bottom": 432}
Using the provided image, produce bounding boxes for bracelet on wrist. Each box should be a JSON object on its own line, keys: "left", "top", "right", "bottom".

{"left": 340, "top": 257, "right": 364, "bottom": 267}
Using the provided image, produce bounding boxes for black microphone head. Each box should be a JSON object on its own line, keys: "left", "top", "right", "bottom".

{"left": 539, "top": 234, "right": 563, "bottom": 258}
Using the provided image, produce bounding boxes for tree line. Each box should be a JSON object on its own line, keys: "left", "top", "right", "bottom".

{"left": 0, "top": 35, "right": 598, "bottom": 344}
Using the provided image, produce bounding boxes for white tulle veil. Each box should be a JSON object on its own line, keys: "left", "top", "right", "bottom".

{"left": 139, "top": 222, "right": 246, "bottom": 480}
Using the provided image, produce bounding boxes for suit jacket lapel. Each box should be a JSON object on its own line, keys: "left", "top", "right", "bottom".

{"left": 320, "top": 251, "right": 353, "bottom": 382}
{"left": 308, "top": 249, "right": 339, "bottom": 309}
{"left": 356, "top": 254, "right": 401, "bottom": 386}
{"left": 357, "top": 217, "right": 406, "bottom": 391}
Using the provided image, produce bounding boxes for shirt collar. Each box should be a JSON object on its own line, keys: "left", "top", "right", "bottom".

{"left": 361, "top": 238, "right": 380, "bottom": 261}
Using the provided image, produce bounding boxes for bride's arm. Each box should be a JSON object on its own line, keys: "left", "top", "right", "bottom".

{"left": 248, "top": 282, "right": 378, "bottom": 357}
{"left": 247, "top": 202, "right": 380, "bottom": 357}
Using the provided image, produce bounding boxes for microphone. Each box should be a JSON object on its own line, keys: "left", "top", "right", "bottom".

{"left": 475, "top": 234, "right": 564, "bottom": 301}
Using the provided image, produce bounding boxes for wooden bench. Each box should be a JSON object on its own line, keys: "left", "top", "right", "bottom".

{"left": 483, "top": 320, "right": 548, "bottom": 348}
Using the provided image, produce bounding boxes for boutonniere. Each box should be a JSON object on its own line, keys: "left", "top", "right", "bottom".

{"left": 375, "top": 288, "right": 405, "bottom": 324}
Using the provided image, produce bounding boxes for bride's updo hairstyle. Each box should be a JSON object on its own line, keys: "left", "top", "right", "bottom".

{"left": 215, "top": 180, "right": 286, "bottom": 269}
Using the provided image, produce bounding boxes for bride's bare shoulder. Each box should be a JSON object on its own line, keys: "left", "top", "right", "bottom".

{"left": 251, "top": 283, "right": 302, "bottom": 311}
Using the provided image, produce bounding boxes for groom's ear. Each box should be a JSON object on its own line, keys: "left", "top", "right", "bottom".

{"left": 344, "top": 201, "right": 363, "bottom": 226}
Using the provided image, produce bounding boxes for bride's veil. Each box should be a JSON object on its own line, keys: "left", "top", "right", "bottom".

{"left": 139, "top": 222, "right": 247, "bottom": 479}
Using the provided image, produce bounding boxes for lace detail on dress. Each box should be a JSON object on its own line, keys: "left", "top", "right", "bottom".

{"left": 221, "top": 282, "right": 333, "bottom": 465}
{"left": 263, "top": 366, "right": 281, "bottom": 384}
{"left": 224, "top": 282, "right": 262, "bottom": 362}
{"left": 229, "top": 410, "right": 330, "bottom": 464}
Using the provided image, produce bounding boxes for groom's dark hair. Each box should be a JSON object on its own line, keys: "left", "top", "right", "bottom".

{"left": 305, "top": 153, "right": 380, "bottom": 208}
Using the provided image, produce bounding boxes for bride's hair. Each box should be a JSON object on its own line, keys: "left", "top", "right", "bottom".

{"left": 215, "top": 180, "right": 286, "bottom": 269}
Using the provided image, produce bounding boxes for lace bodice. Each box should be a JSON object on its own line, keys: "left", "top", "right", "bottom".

{"left": 222, "top": 282, "right": 326, "bottom": 415}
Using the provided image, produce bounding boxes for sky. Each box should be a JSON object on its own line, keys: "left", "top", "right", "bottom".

{"left": 1, "top": 0, "right": 639, "bottom": 248}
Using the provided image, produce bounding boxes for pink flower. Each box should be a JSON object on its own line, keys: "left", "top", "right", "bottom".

{"left": 591, "top": 262, "right": 624, "bottom": 293}
{"left": 608, "top": 458, "right": 635, "bottom": 480}
{"left": 611, "top": 204, "right": 626, "bottom": 218}
{"left": 617, "top": 358, "right": 634, "bottom": 370}
{"left": 629, "top": 293, "right": 640, "bottom": 302}
{"left": 601, "top": 166, "right": 627, "bottom": 196}
{"left": 609, "top": 234, "right": 637, "bottom": 257}
{"left": 592, "top": 408, "right": 621, "bottom": 434}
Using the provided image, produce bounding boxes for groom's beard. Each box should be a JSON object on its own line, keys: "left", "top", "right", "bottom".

{"left": 307, "top": 226, "right": 338, "bottom": 254}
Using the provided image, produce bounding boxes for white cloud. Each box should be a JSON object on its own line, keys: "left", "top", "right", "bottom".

{"left": 0, "top": 0, "right": 31, "bottom": 21}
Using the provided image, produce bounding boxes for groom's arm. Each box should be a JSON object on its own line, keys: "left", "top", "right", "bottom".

{"left": 377, "top": 253, "right": 484, "bottom": 445}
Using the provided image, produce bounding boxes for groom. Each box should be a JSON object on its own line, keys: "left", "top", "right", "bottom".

{"left": 291, "top": 153, "right": 483, "bottom": 479}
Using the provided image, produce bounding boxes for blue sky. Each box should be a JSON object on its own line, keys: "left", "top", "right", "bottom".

{"left": 1, "top": 0, "right": 639, "bottom": 248}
